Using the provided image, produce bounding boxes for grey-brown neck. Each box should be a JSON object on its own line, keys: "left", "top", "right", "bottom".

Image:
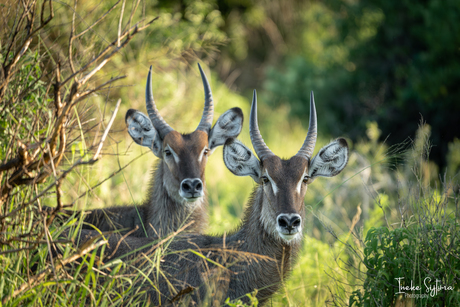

{"left": 222, "top": 186, "right": 303, "bottom": 303}
{"left": 144, "top": 161, "right": 208, "bottom": 237}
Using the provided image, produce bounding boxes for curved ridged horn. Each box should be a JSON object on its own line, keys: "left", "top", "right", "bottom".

{"left": 296, "top": 91, "right": 317, "bottom": 160}
{"left": 195, "top": 63, "right": 214, "bottom": 133}
{"left": 145, "top": 66, "right": 173, "bottom": 138}
{"left": 249, "top": 90, "right": 274, "bottom": 161}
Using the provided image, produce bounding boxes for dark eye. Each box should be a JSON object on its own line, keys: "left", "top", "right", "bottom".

{"left": 261, "top": 176, "right": 269, "bottom": 184}
{"left": 303, "top": 175, "right": 310, "bottom": 184}
{"left": 164, "top": 149, "right": 172, "bottom": 156}
{"left": 203, "top": 148, "right": 210, "bottom": 156}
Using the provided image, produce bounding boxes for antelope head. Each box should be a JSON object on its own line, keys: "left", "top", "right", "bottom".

{"left": 224, "top": 90, "right": 349, "bottom": 244}
{"left": 126, "top": 64, "right": 243, "bottom": 205}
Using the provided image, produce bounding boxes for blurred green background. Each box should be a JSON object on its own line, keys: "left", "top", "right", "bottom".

{"left": 25, "top": 0, "right": 459, "bottom": 305}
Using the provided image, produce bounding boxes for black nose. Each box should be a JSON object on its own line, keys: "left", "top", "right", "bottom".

{"left": 277, "top": 214, "right": 301, "bottom": 232}
{"left": 180, "top": 179, "right": 203, "bottom": 196}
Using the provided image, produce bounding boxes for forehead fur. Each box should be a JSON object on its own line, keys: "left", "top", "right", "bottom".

{"left": 263, "top": 155, "right": 308, "bottom": 183}
{"left": 163, "top": 130, "right": 208, "bottom": 155}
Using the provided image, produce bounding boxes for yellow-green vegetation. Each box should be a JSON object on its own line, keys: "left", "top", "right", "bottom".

{"left": 1, "top": 0, "right": 459, "bottom": 306}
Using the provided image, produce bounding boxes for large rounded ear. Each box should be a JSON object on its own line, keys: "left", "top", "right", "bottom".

{"left": 223, "top": 139, "right": 261, "bottom": 182}
{"left": 208, "top": 107, "right": 243, "bottom": 151}
{"left": 126, "top": 109, "right": 162, "bottom": 158}
{"left": 308, "top": 138, "right": 349, "bottom": 181}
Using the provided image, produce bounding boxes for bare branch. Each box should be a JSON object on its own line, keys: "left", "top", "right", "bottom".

{"left": 68, "top": 0, "right": 77, "bottom": 74}
{"left": 74, "top": 0, "right": 121, "bottom": 39}
{"left": 93, "top": 99, "right": 121, "bottom": 161}
{"left": 69, "top": 151, "right": 148, "bottom": 205}
{"left": 126, "top": 0, "right": 141, "bottom": 34}
{"left": 74, "top": 75, "right": 126, "bottom": 104}
{"left": 62, "top": 16, "right": 158, "bottom": 86}
{"left": 117, "top": 0, "right": 126, "bottom": 47}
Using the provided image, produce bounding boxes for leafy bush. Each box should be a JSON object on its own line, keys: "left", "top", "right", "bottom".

{"left": 327, "top": 139, "right": 460, "bottom": 306}
{"left": 263, "top": 0, "right": 460, "bottom": 168}
{"left": 350, "top": 219, "right": 460, "bottom": 307}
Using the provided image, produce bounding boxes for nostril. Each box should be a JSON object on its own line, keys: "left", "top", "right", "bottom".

{"left": 291, "top": 217, "right": 301, "bottom": 227}
{"left": 278, "top": 216, "right": 288, "bottom": 228}
{"left": 181, "top": 181, "right": 192, "bottom": 192}
{"left": 190, "top": 179, "right": 203, "bottom": 193}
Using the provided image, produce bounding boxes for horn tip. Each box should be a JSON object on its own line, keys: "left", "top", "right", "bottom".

{"left": 198, "top": 63, "right": 205, "bottom": 75}
{"left": 310, "top": 91, "right": 316, "bottom": 112}
{"left": 147, "top": 66, "right": 153, "bottom": 79}
{"left": 198, "top": 63, "right": 209, "bottom": 86}
{"left": 250, "top": 90, "right": 258, "bottom": 129}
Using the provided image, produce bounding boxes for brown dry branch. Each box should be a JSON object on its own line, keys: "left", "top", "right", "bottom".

{"left": 74, "top": 0, "right": 122, "bottom": 40}
{"left": 0, "top": 0, "right": 53, "bottom": 101}
{"left": 44, "top": 99, "right": 121, "bottom": 226}
{"left": 68, "top": 150, "right": 149, "bottom": 206}
{"left": 0, "top": 0, "right": 157, "bottom": 274}
{"left": 0, "top": 99, "right": 121, "bottom": 254}
{"left": 0, "top": 1, "right": 156, "bottom": 204}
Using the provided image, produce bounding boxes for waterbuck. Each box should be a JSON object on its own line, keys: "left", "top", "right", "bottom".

{"left": 81, "top": 64, "right": 244, "bottom": 237}
{"left": 78, "top": 90, "right": 348, "bottom": 305}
